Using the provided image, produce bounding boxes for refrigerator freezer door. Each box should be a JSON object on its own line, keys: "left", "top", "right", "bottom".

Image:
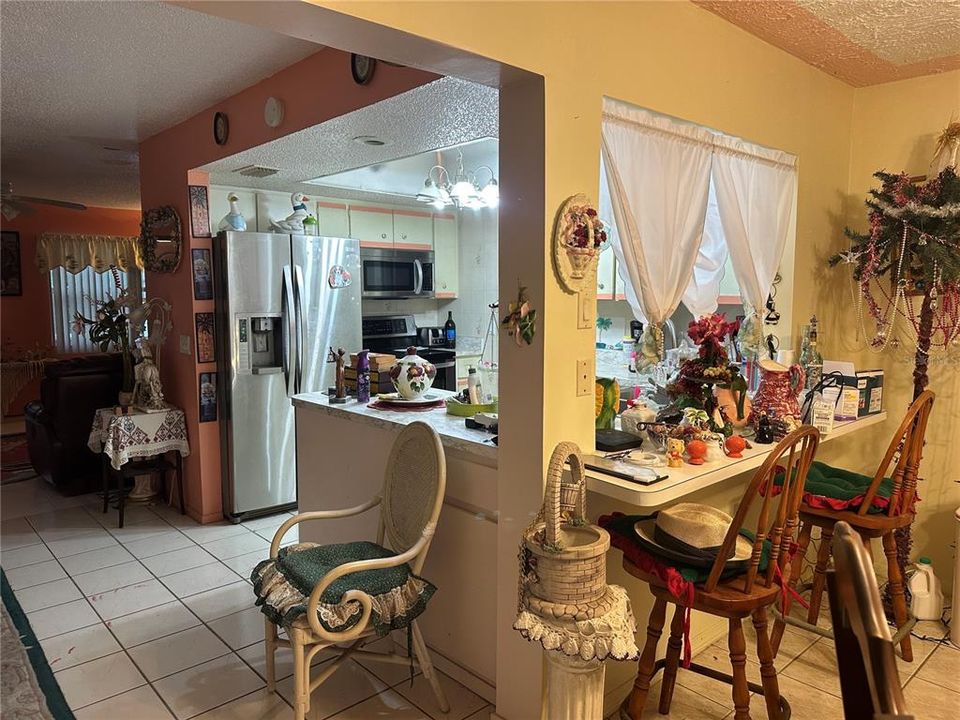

{"left": 292, "top": 236, "right": 362, "bottom": 395}
{"left": 216, "top": 231, "right": 297, "bottom": 520}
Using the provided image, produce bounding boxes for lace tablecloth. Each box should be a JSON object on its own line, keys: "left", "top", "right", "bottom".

{"left": 87, "top": 407, "right": 190, "bottom": 470}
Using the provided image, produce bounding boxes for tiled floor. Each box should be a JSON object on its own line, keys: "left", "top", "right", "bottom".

{"left": 1, "top": 478, "right": 493, "bottom": 720}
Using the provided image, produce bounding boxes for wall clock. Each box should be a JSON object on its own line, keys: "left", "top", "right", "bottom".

{"left": 264, "top": 97, "right": 284, "bottom": 128}
{"left": 213, "top": 112, "right": 229, "bottom": 145}
{"left": 351, "top": 54, "right": 376, "bottom": 85}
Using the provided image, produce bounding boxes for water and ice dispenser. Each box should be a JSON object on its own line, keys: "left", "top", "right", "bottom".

{"left": 237, "top": 316, "right": 284, "bottom": 374}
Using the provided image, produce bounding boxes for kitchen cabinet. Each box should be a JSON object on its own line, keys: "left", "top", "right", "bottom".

{"left": 596, "top": 244, "right": 616, "bottom": 300}
{"left": 316, "top": 201, "right": 349, "bottom": 238}
{"left": 392, "top": 211, "right": 433, "bottom": 250}
{"left": 433, "top": 214, "right": 459, "bottom": 298}
{"left": 350, "top": 206, "right": 394, "bottom": 248}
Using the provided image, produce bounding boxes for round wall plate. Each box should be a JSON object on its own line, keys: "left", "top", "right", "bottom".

{"left": 213, "top": 112, "right": 229, "bottom": 145}
{"left": 264, "top": 97, "right": 284, "bottom": 128}
{"left": 351, "top": 54, "right": 376, "bottom": 85}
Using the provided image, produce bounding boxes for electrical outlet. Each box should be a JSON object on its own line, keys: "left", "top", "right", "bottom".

{"left": 179, "top": 334, "right": 191, "bottom": 355}
{"left": 576, "top": 357, "right": 592, "bottom": 397}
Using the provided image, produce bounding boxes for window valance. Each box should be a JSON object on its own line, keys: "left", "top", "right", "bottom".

{"left": 36, "top": 233, "right": 143, "bottom": 274}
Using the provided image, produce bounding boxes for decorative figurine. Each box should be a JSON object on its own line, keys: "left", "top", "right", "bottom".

{"left": 755, "top": 411, "right": 776, "bottom": 444}
{"left": 355, "top": 349, "right": 371, "bottom": 404}
{"left": 217, "top": 193, "right": 247, "bottom": 231}
{"left": 724, "top": 435, "right": 747, "bottom": 458}
{"left": 133, "top": 343, "right": 165, "bottom": 412}
{"left": 666, "top": 438, "right": 685, "bottom": 468}
{"left": 327, "top": 347, "right": 347, "bottom": 403}
{"left": 685, "top": 438, "right": 707, "bottom": 465}
{"left": 270, "top": 192, "right": 310, "bottom": 233}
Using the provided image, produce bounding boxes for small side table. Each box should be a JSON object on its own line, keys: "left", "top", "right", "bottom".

{"left": 87, "top": 406, "right": 190, "bottom": 526}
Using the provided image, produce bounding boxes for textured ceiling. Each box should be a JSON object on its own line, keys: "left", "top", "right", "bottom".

{"left": 0, "top": 1, "right": 320, "bottom": 209}
{"left": 695, "top": 0, "right": 960, "bottom": 86}
{"left": 201, "top": 76, "right": 499, "bottom": 204}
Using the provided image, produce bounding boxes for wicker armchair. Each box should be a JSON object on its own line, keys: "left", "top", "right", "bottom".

{"left": 254, "top": 421, "right": 450, "bottom": 720}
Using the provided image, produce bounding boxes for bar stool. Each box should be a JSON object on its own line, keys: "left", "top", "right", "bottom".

{"left": 770, "top": 390, "right": 934, "bottom": 662}
{"left": 620, "top": 426, "right": 820, "bottom": 720}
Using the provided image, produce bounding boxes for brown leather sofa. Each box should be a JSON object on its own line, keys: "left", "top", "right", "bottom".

{"left": 24, "top": 354, "right": 122, "bottom": 495}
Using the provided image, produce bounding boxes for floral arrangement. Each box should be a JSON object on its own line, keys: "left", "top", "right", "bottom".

{"left": 501, "top": 283, "right": 537, "bottom": 346}
{"left": 562, "top": 205, "right": 607, "bottom": 250}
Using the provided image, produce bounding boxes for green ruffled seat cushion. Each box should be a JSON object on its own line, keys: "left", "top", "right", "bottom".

{"left": 802, "top": 461, "right": 892, "bottom": 514}
{"left": 252, "top": 541, "right": 436, "bottom": 636}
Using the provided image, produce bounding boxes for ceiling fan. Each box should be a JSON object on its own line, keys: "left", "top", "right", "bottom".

{"left": 1, "top": 181, "right": 87, "bottom": 221}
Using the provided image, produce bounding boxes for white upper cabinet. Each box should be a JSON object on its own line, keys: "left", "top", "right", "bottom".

{"left": 393, "top": 211, "right": 433, "bottom": 249}
{"left": 433, "top": 214, "right": 458, "bottom": 298}
{"left": 349, "top": 206, "right": 394, "bottom": 247}
{"left": 316, "top": 201, "right": 350, "bottom": 238}
{"left": 596, "top": 244, "right": 616, "bottom": 300}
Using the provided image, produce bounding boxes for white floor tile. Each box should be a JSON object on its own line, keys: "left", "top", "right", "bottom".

{"left": 153, "top": 653, "right": 265, "bottom": 720}
{"left": 46, "top": 529, "right": 118, "bottom": 558}
{"left": 15, "top": 577, "right": 83, "bottom": 612}
{"left": 2, "top": 541, "right": 54, "bottom": 569}
{"left": 41, "top": 622, "right": 121, "bottom": 671}
{"left": 88, "top": 578, "right": 176, "bottom": 620}
{"left": 59, "top": 544, "right": 135, "bottom": 576}
{"left": 73, "top": 560, "right": 153, "bottom": 595}
{"left": 4, "top": 559, "right": 67, "bottom": 590}
{"left": 241, "top": 512, "right": 292, "bottom": 532}
{"left": 201, "top": 532, "right": 270, "bottom": 560}
{"left": 0, "top": 516, "right": 42, "bottom": 550}
{"left": 915, "top": 643, "right": 960, "bottom": 690}
{"left": 124, "top": 530, "right": 194, "bottom": 558}
{"left": 140, "top": 545, "right": 218, "bottom": 577}
{"left": 29, "top": 507, "right": 101, "bottom": 540}
{"left": 235, "top": 635, "right": 334, "bottom": 683}
{"left": 107, "top": 600, "right": 201, "bottom": 648}
{"left": 395, "top": 669, "right": 487, "bottom": 720}
{"left": 94, "top": 504, "right": 167, "bottom": 529}
{"left": 191, "top": 688, "right": 291, "bottom": 720}
{"left": 220, "top": 549, "right": 269, "bottom": 579}
{"left": 107, "top": 516, "right": 173, "bottom": 544}
{"left": 56, "top": 650, "right": 146, "bottom": 710}
{"left": 27, "top": 599, "right": 101, "bottom": 640}
{"left": 327, "top": 687, "right": 431, "bottom": 719}
{"left": 74, "top": 685, "right": 174, "bottom": 720}
{"left": 128, "top": 624, "right": 232, "bottom": 681}
{"left": 180, "top": 522, "right": 249, "bottom": 545}
{"left": 277, "top": 659, "right": 386, "bottom": 719}
{"left": 255, "top": 524, "right": 298, "bottom": 544}
{"left": 207, "top": 606, "right": 268, "bottom": 650}
{"left": 182, "top": 581, "right": 256, "bottom": 622}
{"left": 903, "top": 676, "right": 960, "bottom": 720}
{"left": 160, "top": 562, "right": 240, "bottom": 598}
{"left": 464, "top": 705, "right": 494, "bottom": 720}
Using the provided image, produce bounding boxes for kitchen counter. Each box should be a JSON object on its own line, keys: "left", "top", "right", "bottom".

{"left": 293, "top": 389, "right": 498, "bottom": 464}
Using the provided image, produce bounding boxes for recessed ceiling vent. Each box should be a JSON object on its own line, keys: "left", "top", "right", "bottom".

{"left": 235, "top": 164, "right": 280, "bottom": 178}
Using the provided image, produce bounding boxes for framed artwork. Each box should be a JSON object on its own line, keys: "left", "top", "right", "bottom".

{"left": 188, "top": 185, "right": 211, "bottom": 238}
{"left": 191, "top": 248, "right": 213, "bottom": 300}
{"left": 1, "top": 231, "right": 22, "bottom": 296}
{"left": 195, "top": 312, "right": 216, "bottom": 363}
{"left": 199, "top": 372, "right": 217, "bottom": 422}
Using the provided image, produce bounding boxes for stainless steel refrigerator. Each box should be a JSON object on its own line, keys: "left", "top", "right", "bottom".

{"left": 214, "top": 231, "right": 361, "bottom": 521}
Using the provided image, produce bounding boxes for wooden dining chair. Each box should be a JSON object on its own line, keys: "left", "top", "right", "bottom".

{"left": 770, "top": 390, "right": 934, "bottom": 663}
{"left": 622, "top": 426, "right": 820, "bottom": 720}
{"left": 252, "top": 421, "right": 450, "bottom": 720}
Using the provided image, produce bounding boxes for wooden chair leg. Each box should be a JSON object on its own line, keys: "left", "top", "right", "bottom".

{"left": 658, "top": 604, "right": 685, "bottom": 714}
{"left": 176, "top": 453, "right": 185, "bottom": 515}
{"left": 411, "top": 621, "right": 450, "bottom": 713}
{"left": 291, "top": 629, "right": 309, "bottom": 720}
{"left": 101, "top": 455, "right": 110, "bottom": 514}
{"left": 752, "top": 609, "right": 782, "bottom": 720}
{"left": 882, "top": 531, "right": 913, "bottom": 662}
{"left": 118, "top": 472, "right": 126, "bottom": 529}
{"left": 806, "top": 525, "right": 834, "bottom": 624}
{"left": 728, "top": 617, "right": 751, "bottom": 720}
{"left": 264, "top": 618, "right": 277, "bottom": 692}
{"left": 625, "top": 597, "right": 667, "bottom": 720}
{"left": 771, "top": 520, "right": 812, "bottom": 655}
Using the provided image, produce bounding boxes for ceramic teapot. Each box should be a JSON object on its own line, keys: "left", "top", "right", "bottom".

{"left": 748, "top": 359, "right": 805, "bottom": 427}
{"left": 390, "top": 347, "right": 437, "bottom": 400}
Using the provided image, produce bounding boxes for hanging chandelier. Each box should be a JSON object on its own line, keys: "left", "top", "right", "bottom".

{"left": 415, "top": 149, "right": 499, "bottom": 210}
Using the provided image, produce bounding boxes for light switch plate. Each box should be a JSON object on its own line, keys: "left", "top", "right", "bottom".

{"left": 179, "top": 334, "right": 191, "bottom": 355}
{"left": 576, "top": 357, "right": 592, "bottom": 397}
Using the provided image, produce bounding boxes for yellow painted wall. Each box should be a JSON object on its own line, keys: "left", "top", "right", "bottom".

{"left": 824, "top": 70, "right": 960, "bottom": 591}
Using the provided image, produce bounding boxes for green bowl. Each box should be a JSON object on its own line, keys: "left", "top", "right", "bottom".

{"left": 445, "top": 398, "right": 498, "bottom": 417}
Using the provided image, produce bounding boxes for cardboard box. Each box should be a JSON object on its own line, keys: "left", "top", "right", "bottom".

{"left": 856, "top": 370, "right": 884, "bottom": 415}
{"left": 349, "top": 352, "right": 396, "bottom": 371}
{"left": 822, "top": 360, "right": 860, "bottom": 421}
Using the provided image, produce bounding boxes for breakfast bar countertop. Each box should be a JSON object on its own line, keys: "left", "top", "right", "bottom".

{"left": 292, "top": 390, "right": 498, "bottom": 464}
{"left": 584, "top": 412, "right": 888, "bottom": 510}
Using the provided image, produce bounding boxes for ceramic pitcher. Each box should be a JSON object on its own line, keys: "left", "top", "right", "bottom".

{"left": 390, "top": 347, "right": 437, "bottom": 400}
{"left": 748, "top": 359, "right": 805, "bottom": 426}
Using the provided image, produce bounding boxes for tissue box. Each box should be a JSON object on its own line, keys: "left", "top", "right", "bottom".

{"left": 856, "top": 370, "right": 884, "bottom": 415}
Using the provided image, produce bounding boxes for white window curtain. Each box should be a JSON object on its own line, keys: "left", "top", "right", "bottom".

{"left": 681, "top": 182, "right": 729, "bottom": 318}
{"left": 600, "top": 99, "right": 714, "bottom": 344}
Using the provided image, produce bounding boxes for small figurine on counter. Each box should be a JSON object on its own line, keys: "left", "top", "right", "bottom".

{"left": 724, "top": 435, "right": 747, "bottom": 458}
{"left": 755, "top": 410, "right": 775, "bottom": 444}
{"left": 133, "top": 343, "right": 165, "bottom": 412}
{"left": 685, "top": 438, "right": 707, "bottom": 465}
{"left": 327, "top": 346, "right": 347, "bottom": 404}
{"left": 666, "top": 438, "right": 685, "bottom": 468}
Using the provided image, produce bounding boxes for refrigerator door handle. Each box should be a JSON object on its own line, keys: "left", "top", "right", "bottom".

{"left": 413, "top": 258, "right": 424, "bottom": 296}
{"left": 293, "top": 264, "right": 305, "bottom": 395}
{"left": 282, "top": 264, "right": 296, "bottom": 398}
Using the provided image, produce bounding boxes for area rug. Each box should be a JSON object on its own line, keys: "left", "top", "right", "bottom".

{"left": 1, "top": 434, "right": 37, "bottom": 485}
{"left": 0, "top": 570, "right": 75, "bottom": 720}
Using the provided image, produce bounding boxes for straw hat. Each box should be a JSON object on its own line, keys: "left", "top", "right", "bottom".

{"left": 633, "top": 502, "right": 752, "bottom": 569}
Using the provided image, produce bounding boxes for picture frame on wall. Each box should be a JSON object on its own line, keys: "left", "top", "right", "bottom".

{"left": 188, "top": 185, "right": 212, "bottom": 238}
{"left": 191, "top": 248, "right": 213, "bottom": 300}
{"left": 199, "top": 371, "right": 217, "bottom": 422}
{"left": 1, "top": 231, "right": 22, "bottom": 296}
{"left": 195, "top": 312, "right": 216, "bottom": 364}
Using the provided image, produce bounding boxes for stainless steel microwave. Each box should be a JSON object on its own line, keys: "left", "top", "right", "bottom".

{"left": 360, "top": 248, "right": 435, "bottom": 299}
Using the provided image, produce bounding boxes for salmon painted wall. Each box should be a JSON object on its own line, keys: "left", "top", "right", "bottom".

{"left": 0, "top": 206, "right": 141, "bottom": 416}
{"left": 138, "top": 46, "right": 436, "bottom": 522}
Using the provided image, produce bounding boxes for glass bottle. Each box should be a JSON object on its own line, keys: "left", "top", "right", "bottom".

{"left": 799, "top": 315, "right": 823, "bottom": 391}
{"left": 444, "top": 311, "right": 457, "bottom": 349}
